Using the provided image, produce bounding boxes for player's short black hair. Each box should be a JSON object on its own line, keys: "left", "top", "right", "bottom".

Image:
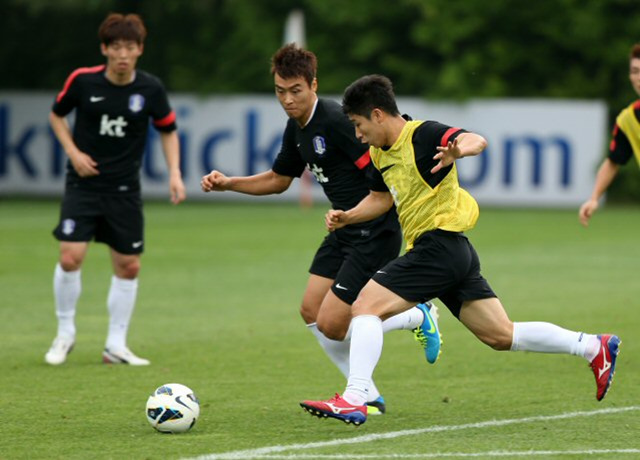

{"left": 270, "top": 44, "right": 317, "bottom": 87}
{"left": 98, "top": 13, "right": 147, "bottom": 45}
{"left": 342, "top": 75, "right": 401, "bottom": 119}
{"left": 630, "top": 44, "right": 640, "bottom": 61}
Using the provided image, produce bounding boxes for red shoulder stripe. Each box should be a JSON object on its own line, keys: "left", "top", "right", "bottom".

{"left": 55, "top": 65, "right": 105, "bottom": 102}
{"left": 441, "top": 127, "right": 462, "bottom": 147}
{"left": 633, "top": 100, "right": 640, "bottom": 110}
{"left": 153, "top": 111, "right": 176, "bottom": 128}
{"left": 354, "top": 150, "right": 371, "bottom": 169}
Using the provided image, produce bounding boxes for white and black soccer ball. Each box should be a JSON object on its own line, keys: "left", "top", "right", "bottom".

{"left": 146, "top": 383, "right": 200, "bottom": 433}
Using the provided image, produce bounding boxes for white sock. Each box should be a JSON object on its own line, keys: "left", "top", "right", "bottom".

{"left": 511, "top": 322, "right": 600, "bottom": 361}
{"left": 307, "top": 323, "right": 381, "bottom": 402}
{"left": 382, "top": 306, "right": 424, "bottom": 332}
{"left": 53, "top": 263, "right": 81, "bottom": 339}
{"left": 343, "top": 315, "right": 383, "bottom": 406}
{"left": 106, "top": 276, "right": 138, "bottom": 351}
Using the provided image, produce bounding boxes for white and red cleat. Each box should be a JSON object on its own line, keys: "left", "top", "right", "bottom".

{"left": 300, "top": 393, "right": 367, "bottom": 425}
{"left": 589, "top": 334, "right": 621, "bottom": 401}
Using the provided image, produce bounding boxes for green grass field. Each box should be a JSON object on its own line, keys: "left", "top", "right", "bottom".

{"left": 0, "top": 199, "right": 638, "bottom": 459}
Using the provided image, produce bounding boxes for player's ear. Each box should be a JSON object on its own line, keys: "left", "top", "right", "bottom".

{"left": 100, "top": 43, "right": 108, "bottom": 56}
{"left": 371, "top": 108, "right": 384, "bottom": 123}
{"left": 311, "top": 78, "right": 318, "bottom": 92}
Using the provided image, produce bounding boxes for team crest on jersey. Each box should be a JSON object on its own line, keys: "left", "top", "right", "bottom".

{"left": 128, "top": 94, "right": 145, "bottom": 113}
{"left": 61, "top": 219, "right": 76, "bottom": 235}
{"left": 312, "top": 136, "right": 326, "bottom": 155}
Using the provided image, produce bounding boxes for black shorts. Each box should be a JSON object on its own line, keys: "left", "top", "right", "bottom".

{"left": 372, "top": 230, "right": 496, "bottom": 318}
{"left": 309, "top": 229, "right": 402, "bottom": 305}
{"left": 52, "top": 188, "right": 144, "bottom": 255}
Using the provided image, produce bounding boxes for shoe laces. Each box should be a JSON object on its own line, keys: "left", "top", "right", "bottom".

{"left": 413, "top": 327, "right": 428, "bottom": 348}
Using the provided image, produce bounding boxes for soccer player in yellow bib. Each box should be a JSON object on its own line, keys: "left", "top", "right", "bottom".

{"left": 300, "top": 75, "right": 621, "bottom": 426}
{"left": 579, "top": 44, "right": 640, "bottom": 226}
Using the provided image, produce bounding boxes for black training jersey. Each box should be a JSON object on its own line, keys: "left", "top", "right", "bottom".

{"left": 272, "top": 98, "right": 399, "bottom": 240}
{"left": 52, "top": 65, "right": 177, "bottom": 193}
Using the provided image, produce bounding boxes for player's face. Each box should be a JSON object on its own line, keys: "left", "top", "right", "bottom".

{"left": 349, "top": 112, "right": 385, "bottom": 148}
{"left": 274, "top": 74, "right": 317, "bottom": 126}
{"left": 629, "top": 58, "right": 640, "bottom": 97}
{"left": 101, "top": 40, "right": 143, "bottom": 80}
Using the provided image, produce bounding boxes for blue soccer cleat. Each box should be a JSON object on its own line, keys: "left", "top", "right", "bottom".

{"left": 366, "top": 396, "right": 386, "bottom": 416}
{"left": 413, "top": 302, "right": 442, "bottom": 364}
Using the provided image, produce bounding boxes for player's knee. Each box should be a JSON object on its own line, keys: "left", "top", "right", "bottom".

{"left": 478, "top": 330, "right": 512, "bottom": 351}
{"left": 316, "top": 318, "right": 347, "bottom": 341}
{"left": 59, "top": 253, "right": 83, "bottom": 271}
{"left": 117, "top": 259, "right": 140, "bottom": 279}
{"left": 299, "top": 302, "right": 317, "bottom": 324}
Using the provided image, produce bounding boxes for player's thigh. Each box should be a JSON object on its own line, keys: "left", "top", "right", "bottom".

{"left": 300, "top": 274, "right": 334, "bottom": 323}
{"left": 459, "top": 297, "right": 513, "bottom": 350}
{"left": 97, "top": 194, "right": 144, "bottom": 255}
{"left": 53, "top": 190, "right": 100, "bottom": 244}
{"left": 353, "top": 279, "right": 415, "bottom": 320}
{"left": 330, "top": 230, "right": 402, "bottom": 305}
{"left": 316, "top": 289, "right": 352, "bottom": 340}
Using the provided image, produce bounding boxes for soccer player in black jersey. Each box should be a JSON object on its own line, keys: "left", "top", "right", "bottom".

{"left": 301, "top": 75, "right": 621, "bottom": 426}
{"left": 580, "top": 43, "right": 640, "bottom": 226}
{"left": 45, "top": 13, "right": 186, "bottom": 366}
{"left": 201, "top": 44, "right": 441, "bottom": 415}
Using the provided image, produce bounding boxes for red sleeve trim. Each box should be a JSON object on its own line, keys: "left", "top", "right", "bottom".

{"left": 633, "top": 100, "right": 640, "bottom": 110}
{"left": 55, "top": 65, "right": 105, "bottom": 102}
{"left": 610, "top": 124, "right": 619, "bottom": 152}
{"left": 153, "top": 111, "right": 176, "bottom": 127}
{"left": 354, "top": 150, "right": 371, "bottom": 169}
{"left": 441, "top": 127, "right": 462, "bottom": 147}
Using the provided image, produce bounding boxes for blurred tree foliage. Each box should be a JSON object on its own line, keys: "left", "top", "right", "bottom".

{"left": 2, "top": 0, "right": 639, "bottom": 199}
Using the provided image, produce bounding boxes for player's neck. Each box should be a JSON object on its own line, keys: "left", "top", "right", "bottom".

{"left": 385, "top": 115, "right": 407, "bottom": 146}
{"left": 104, "top": 69, "right": 137, "bottom": 86}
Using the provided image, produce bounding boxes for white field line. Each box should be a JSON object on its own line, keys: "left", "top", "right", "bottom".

{"left": 186, "top": 405, "right": 639, "bottom": 460}
{"left": 241, "top": 450, "right": 640, "bottom": 458}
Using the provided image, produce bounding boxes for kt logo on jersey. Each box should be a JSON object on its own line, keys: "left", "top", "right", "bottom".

{"left": 100, "top": 115, "right": 128, "bottom": 137}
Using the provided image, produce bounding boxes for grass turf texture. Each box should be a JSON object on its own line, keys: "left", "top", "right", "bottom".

{"left": 0, "top": 200, "right": 638, "bottom": 459}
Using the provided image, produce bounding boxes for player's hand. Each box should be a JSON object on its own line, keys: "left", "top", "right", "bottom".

{"left": 579, "top": 199, "right": 598, "bottom": 227}
{"left": 431, "top": 138, "right": 462, "bottom": 174}
{"left": 169, "top": 172, "right": 186, "bottom": 205}
{"left": 201, "top": 170, "right": 230, "bottom": 192}
{"left": 69, "top": 151, "right": 99, "bottom": 177}
{"left": 325, "top": 209, "right": 348, "bottom": 232}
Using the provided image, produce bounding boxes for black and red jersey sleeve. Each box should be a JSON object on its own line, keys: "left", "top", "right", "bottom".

{"left": 149, "top": 78, "right": 177, "bottom": 132}
{"left": 272, "top": 120, "right": 306, "bottom": 178}
{"left": 52, "top": 65, "right": 104, "bottom": 116}
{"left": 413, "top": 121, "right": 467, "bottom": 188}
{"left": 608, "top": 121, "right": 634, "bottom": 165}
{"left": 328, "top": 111, "right": 371, "bottom": 169}
{"left": 366, "top": 163, "right": 389, "bottom": 192}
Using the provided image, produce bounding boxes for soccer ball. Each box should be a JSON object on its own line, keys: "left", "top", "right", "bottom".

{"left": 146, "top": 383, "right": 200, "bottom": 433}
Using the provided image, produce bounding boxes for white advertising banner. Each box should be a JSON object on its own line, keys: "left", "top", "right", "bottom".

{"left": 0, "top": 93, "right": 607, "bottom": 207}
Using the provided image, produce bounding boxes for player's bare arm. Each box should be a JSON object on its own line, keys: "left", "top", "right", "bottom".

{"left": 49, "top": 112, "right": 99, "bottom": 177}
{"left": 579, "top": 158, "right": 620, "bottom": 227}
{"left": 431, "top": 133, "right": 488, "bottom": 174}
{"left": 159, "top": 131, "right": 186, "bottom": 204}
{"left": 201, "top": 169, "right": 293, "bottom": 195}
{"left": 325, "top": 190, "right": 394, "bottom": 232}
